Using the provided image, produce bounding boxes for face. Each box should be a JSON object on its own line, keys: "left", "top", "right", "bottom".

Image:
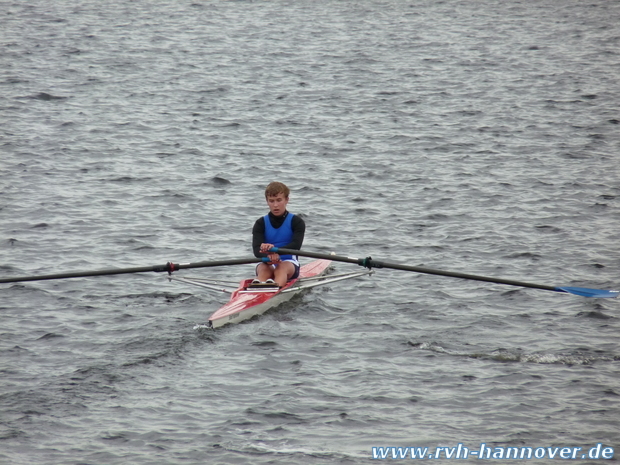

{"left": 266, "top": 192, "right": 289, "bottom": 216}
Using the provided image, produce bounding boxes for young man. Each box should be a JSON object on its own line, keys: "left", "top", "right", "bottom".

{"left": 252, "top": 182, "right": 305, "bottom": 287}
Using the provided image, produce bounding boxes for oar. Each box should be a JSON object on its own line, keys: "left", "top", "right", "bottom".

{"left": 0, "top": 257, "right": 266, "bottom": 284}
{"left": 271, "top": 248, "right": 619, "bottom": 298}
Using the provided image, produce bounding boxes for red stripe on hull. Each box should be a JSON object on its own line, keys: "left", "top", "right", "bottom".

{"left": 208, "top": 259, "right": 331, "bottom": 328}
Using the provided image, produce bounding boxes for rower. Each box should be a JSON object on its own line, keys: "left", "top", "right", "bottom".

{"left": 252, "top": 181, "right": 305, "bottom": 287}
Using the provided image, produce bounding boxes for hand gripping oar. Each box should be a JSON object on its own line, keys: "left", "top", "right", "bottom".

{"left": 271, "top": 248, "right": 619, "bottom": 298}
{"left": 0, "top": 257, "right": 267, "bottom": 284}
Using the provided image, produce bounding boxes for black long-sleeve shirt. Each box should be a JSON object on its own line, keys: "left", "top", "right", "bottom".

{"left": 252, "top": 211, "right": 305, "bottom": 258}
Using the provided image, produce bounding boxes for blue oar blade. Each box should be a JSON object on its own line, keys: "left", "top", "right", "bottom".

{"left": 555, "top": 286, "right": 619, "bottom": 298}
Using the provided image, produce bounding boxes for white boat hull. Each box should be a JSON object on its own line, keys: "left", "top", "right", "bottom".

{"left": 208, "top": 259, "right": 333, "bottom": 328}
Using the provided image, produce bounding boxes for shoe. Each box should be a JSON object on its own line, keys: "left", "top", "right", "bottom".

{"left": 251, "top": 278, "right": 261, "bottom": 284}
{"left": 265, "top": 279, "right": 276, "bottom": 284}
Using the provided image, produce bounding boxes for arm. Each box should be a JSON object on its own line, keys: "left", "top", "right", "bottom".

{"left": 281, "top": 215, "right": 305, "bottom": 250}
{"left": 252, "top": 217, "right": 266, "bottom": 258}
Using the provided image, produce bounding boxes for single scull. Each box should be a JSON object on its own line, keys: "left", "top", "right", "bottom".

{"left": 2, "top": 248, "right": 615, "bottom": 328}
{"left": 170, "top": 259, "right": 373, "bottom": 328}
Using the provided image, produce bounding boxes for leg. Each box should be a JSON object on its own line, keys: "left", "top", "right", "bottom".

{"left": 256, "top": 263, "right": 275, "bottom": 282}
{"left": 273, "top": 261, "right": 296, "bottom": 287}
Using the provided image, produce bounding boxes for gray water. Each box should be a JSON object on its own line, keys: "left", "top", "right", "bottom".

{"left": 1, "top": 0, "right": 619, "bottom": 464}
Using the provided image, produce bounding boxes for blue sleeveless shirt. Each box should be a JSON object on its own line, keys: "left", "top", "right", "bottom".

{"left": 264, "top": 213, "right": 299, "bottom": 264}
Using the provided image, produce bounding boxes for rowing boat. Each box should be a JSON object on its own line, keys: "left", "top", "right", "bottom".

{"left": 207, "top": 259, "right": 331, "bottom": 328}
{"left": 2, "top": 248, "right": 615, "bottom": 327}
{"left": 170, "top": 259, "right": 373, "bottom": 328}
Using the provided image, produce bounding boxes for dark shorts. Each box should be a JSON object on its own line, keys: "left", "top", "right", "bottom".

{"left": 289, "top": 262, "right": 300, "bottom": 280}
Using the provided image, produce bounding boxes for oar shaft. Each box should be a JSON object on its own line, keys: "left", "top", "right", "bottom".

{"left": 0, "top": 257, "right": 264, "bottom": 284}
{"left": 0, "top": 264, "right": 170, "bottom": 283}
{"left": 273, "top": 248, "right": 558, "bottom": 292}
{"left": 176, "top": 258, "right": 264, "bottom": 272}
